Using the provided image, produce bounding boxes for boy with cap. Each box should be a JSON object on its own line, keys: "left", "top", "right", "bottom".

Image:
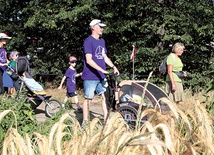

{"left": 82, "top": 19, "right": 119, "bottom": 126}
{"left": 58, "top": 56, "right": 83, "bottom": 112}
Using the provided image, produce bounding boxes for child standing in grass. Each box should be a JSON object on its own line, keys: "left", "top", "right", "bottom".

{"left": 8, "top": 51, "right": 19, "bottom": 96}
{"left": 3, "top": 51, "right": 19, "bottom": 97}
{"left": 58, "top": 56, "right": 82, "bottom": 112}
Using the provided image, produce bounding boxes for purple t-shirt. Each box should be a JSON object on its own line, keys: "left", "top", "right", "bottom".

{"left": 0, "top": 48, "right": 7, "bottom": 71}
{"left": 65, "top": 68, "right": 76, "bottom": 93}
{"left": 82, "top": 35, "right": 107, "bottom": 80}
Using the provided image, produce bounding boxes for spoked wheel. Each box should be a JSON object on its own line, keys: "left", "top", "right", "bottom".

{"left": 117, "top": 105, "right": 143, "bottom": 129}
{"left": 45, "top": 99, "right": 62, "bottom": 117}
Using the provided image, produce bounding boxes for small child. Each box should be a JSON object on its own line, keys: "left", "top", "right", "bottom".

{"left": 3, "top": 51, "right": 19, "bottom": 97}
{"left": 58, "top": 56, "right": 82, "bottom": 112}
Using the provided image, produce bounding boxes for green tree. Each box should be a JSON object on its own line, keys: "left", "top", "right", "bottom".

{"left": 0, "top": 0, "right": 213, "bottom": 92}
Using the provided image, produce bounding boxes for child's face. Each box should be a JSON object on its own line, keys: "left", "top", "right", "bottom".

{"left": 70, "top": 61, "right": 76, "bottom": 67}
{"left": 12, "top": 54, "right": 18, "bottom": 60}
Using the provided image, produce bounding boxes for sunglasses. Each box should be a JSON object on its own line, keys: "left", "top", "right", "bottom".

{"left": 70, "top": 61, "right": 76, "bottom": 64}
{"left": 98, "top": 25, "right": 104, "bottom": 29}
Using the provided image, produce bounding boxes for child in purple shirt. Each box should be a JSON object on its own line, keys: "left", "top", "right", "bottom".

{"left": 58, "top": 56, "right": 82, "bottom": 112}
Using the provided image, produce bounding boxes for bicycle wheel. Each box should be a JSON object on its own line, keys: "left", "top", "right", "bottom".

{"left": 117, "top": 105, "right": 139, "bottom": 129}
{"left": 45, "top": 99, "right": 62, "bottom": 117}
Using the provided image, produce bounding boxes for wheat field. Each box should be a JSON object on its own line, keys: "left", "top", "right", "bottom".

{"left": 0, "top": 88, "right": 213, "bottom": 155}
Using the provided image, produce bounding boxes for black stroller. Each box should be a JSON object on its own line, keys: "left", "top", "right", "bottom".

{"left": 105, "top": 74, "right": 170, "bottom": 128}
{"left": 8, "top": 56, "right": 62, "bottom": 117}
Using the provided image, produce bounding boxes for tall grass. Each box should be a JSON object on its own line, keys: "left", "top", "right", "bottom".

{"left": 1, "top": 96, "right": 213, "bottom": 155}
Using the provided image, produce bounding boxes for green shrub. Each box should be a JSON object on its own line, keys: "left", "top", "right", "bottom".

{"left": 0, "top": 95, "right": 65, "bottom": 149}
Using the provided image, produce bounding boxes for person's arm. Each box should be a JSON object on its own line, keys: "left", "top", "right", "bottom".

{"left": 0, "top": 62, "right": 8, "bottom": 66}
{"left": 103, "top": 54, "right": 119, "bottom": 74}
{"left": 167, "top": 65, "right": 176, "bottom": 91}
{"left": 85, "top": 53, "right": 109, "bottom": 74}
{"left": 58, "top": 76, "right": 66, "bottom": 89}
{"left": 75, "top": 72, "right": 82, "bottom": 77}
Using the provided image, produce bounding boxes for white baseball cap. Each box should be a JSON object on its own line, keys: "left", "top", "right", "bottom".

{"left": 89, "top": 19, "right": 106, "bottom": 27}
{"left": 0, "top": 33, "right": 12, "bottom": 39}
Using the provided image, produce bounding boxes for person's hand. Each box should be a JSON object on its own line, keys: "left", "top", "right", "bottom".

{"left": 113, "top": 66, "right": 120, "bottom": 75}
{"left": 172, "top": 82, "right": 176, "bottom": 91}
{"left": 58, "top": 86, "right": 62, "bottom": 90}
{"left": 183, "top": 71, "right": 188, "bottom": 77}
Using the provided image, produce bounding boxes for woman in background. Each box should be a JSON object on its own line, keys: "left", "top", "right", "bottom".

{"left": 166, "top": 42, "right": 188, "bottom": 103}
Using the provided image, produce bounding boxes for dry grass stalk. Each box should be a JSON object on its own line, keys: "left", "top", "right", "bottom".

{"left": 49, "top": 113, "right": 78, "bottom": 154}
{"left": 1, "top": 94, "right": 214, "bottom": 155}
{"left": 33, "top": 132, "right": 54, "bottom": 155}
{"left": 0, "top": 110, "right": 17, "bottom": 129}
{"left": 139, "top": 122, "right": 167, "bottom": 154}
{"left": 136, "top": 71, "right": 153, "bottom": 130}
{"left": 193, "top": 103, "right": 214, "bottom": 154}
{"left": 2, "top": 128, "right": 32, "bottom": 155}
{"left": 154, "top": 123, "right": 175, "bottom": 154}
{"left": 25, "top": 134, "right": 34, "bottom": 155}
{"left": 159, "top": 97, "right": 179, "bottom": 119}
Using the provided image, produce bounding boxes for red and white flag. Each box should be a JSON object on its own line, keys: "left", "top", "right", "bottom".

{"left": 130, "top": 45, "right": 136, "bottom": 61}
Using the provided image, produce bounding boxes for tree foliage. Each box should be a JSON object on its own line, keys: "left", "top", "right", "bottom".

{"left": 0, "top": 0, "right": 213, "bottom": 92}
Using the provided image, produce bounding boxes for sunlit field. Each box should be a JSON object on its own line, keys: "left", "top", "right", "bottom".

{"left": 0, "top": 88, "right": 213, "bottom": 155}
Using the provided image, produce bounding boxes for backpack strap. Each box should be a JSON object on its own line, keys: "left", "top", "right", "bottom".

{"left": 170, "top": 53, "right": 176, "bottom": 63}
{"left": 170, "top": 53, "right": 177, "bottom": 73}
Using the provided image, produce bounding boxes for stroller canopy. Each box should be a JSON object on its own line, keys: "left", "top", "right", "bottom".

{"left": 16, "top": 56, "right": 30, "bottom": 75}
{"left": 119, "top": 80, "right": 169, "bottom": 106}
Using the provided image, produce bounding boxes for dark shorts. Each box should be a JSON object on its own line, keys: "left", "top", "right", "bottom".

{"left": 66, "top": 92, "right": 77, "bottom": 98}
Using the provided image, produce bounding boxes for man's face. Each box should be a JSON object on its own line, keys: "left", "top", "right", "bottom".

{"left": 93, "top": 24, "right": 104, "bottom": 35}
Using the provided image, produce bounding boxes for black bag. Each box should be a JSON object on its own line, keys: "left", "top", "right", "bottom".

{"left": 173, "top": 71, "right": 186, "bottom": 79}
{"left": 10, "top": 72, "right": 19, "bottom": 80}
{"left": 159, "top": 53, "right": 175, "bottom": 77}
{"left": 6, "top": 68, "right": 19, "bottom": 80}
{"left": 159, "top": 56, "right": 168, "bottom": 77}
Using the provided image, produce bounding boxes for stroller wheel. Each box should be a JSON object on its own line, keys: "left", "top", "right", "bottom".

{"left": 117, "top": 105, "right": 139, "bottom": 129}
{"left": 45, "top": 99, "right": 62, "bottom": 117}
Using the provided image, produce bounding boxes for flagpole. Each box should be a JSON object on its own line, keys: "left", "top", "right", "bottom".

{"left": 130, "top": 45, "right": 136, "bottom": 80}
{"left": 132, "top": 56, "right": 135, "bottom": 80}
{"left": 132, "top": 45, "right": 136, "bottom": 80}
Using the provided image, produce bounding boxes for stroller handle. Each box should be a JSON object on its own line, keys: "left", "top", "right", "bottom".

{"left": 107, "top": 73, "right": 126, "bottom": 80}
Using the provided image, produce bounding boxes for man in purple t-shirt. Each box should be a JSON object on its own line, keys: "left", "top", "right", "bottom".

{"left": 82, "top": 19, "right": 119, "bottom": 126}
{"left": 0, "top": 33, "right": 12, "bottom": 94}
